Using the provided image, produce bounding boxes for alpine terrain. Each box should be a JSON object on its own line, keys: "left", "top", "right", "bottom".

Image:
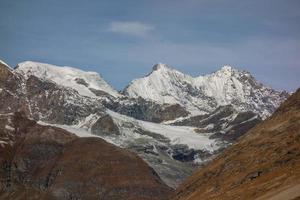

{"left": 0, "top": 59, "right": 289, "bottom": 190}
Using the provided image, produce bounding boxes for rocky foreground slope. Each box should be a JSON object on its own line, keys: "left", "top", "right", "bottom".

{"left": 173, "top": 88, "right": 300, "bottom": 200}
{"left": 0, "top": 112, "right": 172, "bottom": 200}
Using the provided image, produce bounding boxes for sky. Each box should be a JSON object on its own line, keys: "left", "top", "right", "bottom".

{"left": 0, "top": 0, "right": 299, "bottom": 92}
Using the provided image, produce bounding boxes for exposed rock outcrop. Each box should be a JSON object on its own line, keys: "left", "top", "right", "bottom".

{"left": 105, "top": 97, "right": 190, "bottom": 123}
{"left": 91, "top": 114, "right": 120, "bottom": 135}
{"left": 172, "top": 105, "right": 262, "bottom": 142}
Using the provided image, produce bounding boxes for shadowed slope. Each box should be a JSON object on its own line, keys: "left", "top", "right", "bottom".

{"left": 173, "top": 88, "right": 300, "bottom": 200}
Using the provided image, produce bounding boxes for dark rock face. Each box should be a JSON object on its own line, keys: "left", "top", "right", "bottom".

{"left": 160, "top": 104, "right": 190, "bottom": 122}
{"left": 74, "top": 78, "right": 115, "bottom": 99}
{"left": 172, "top": 105, "right": 236, "bottom": 128}
{"left": 105, "top": 97, "right": 190, "bottom": 123}
{"left": 0, "top": 66, "right": 106, "bottom": 125}
{"left": 0, "top": 64, "right": 29, "bottom": 115}
{"left": 171, "top": 144, "right": 196, "bottom": 162}
{"left": 172, "top": 105, "right": 262, "bottom": 143}
{"left": 25, "top": 75, "right": 106, "bottom": 125}
{"left": 210, "top": 112, "right": 261, "bottom": 142}
{"left": 134, "top": 128, "right": 170, "bottom": 143}
{"left": 0, "top": 113, "right": 173, "bottom": 200}
{"left": 91, "top": 114, "right": 120, "bottom": 135}
{"left": 125, "top": 141, "right": 197, "bottom": 189}
{"left": 0, "top": 62, "right": 13, "bottom": 88}
{"left": 74, "top": 78, "right": 89, "bottom": 87}
{"left": 88, "top": 88, "right": 112, "bottom": 97}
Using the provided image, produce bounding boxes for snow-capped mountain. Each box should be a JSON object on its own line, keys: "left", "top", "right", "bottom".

{"left": 16, "top": 61, "right": 121, "bottom": 98}
{"left": 0, "top": 59, "right": 289, "bottom": 188}
{"left": 124, "top": 63, "right": 288, "bottom": 118}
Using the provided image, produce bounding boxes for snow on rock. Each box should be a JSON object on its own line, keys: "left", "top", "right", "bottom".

{"left": 107, "top": 109, "right": 218, "bottom": 151}
{"left": 0, "top": 59, "right": 11, "bottom": 69}
{"left": 15, "top": 61, "right": 121, "bottom": 98}
{"left": 40, "top": 109, "right": 219, "bottom": 152}
{"left": 123, "top": 63, "right": 206, "bottom": 115}
{"left": 38, "top": 118, "right": 149, "bottom": 149}
{"left": 124, "top": 63, "right": 289, "bottom": 118}
{"left": 124, "top": 63, "right": 193, "bottom": 105}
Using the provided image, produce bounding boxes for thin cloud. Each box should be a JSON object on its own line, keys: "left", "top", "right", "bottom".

{"left": 108, "top": 21, "right": 154, "bottom": 37}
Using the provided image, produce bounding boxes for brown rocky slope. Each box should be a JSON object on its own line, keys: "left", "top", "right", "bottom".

{"left": 173, "top": 88, "right": 300, "bottom": 200}
{"left": 0, "top": 112, "right": 172, "bottom": 200}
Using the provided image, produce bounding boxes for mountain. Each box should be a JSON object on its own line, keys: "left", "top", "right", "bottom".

{"left": 0, "top": 60, "right": 107, "bottom": 125}
{"left": 0, "top": 60, "right": 219, "bottom": 187}
{"left": 16, "top": 61, "right": 121, "bottom": 99}
{"left": 124, "top": 63, "right": 288, "bottom": 119}
{"left": 0, "top": 112, "right": 172, "bottom": 200}
{"left": 173, "top": 88, "right": 300, "bottom": 200}
{"left": 0, "top": 59, "right": 289, "bottom": 188}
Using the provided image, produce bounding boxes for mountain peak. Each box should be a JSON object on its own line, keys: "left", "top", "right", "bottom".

{"left": 212, "top": 65, "right": 243, "bottom": 77}
{"left": 152, "top": 63, "right": 169, "bottom": 71}
{"left": 221, "top": 65, "right": 233, "bottom": 71}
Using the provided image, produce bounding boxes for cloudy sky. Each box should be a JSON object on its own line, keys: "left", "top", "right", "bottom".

{"left": 0, "top": 0, "right": 299, "bottom": 91}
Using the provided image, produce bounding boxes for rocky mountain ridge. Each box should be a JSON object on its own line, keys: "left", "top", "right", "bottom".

{"left": 13, "top": 61, "right": 289, "bottom": 121}
{"left": 124, "top": 63, "right": 288, "bottom": 119}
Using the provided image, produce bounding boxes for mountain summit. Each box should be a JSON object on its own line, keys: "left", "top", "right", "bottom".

{"left": 152, "top": 63, "right": 170, "bottom": 71}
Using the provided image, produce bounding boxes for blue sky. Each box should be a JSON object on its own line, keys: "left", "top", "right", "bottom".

{"left": 0, "top": 0, "right": 299, "bottom": 91}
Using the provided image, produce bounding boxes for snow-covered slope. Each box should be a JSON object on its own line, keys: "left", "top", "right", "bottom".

{"left": 124, "top": 63, "right": 195, "bottom": 106}
{"left": 107, "top": 110, "right": 218, "bottom": 151}
{"left": 15, "top": 61, "right": 121, "bottom": 98}
{"left": 124, "top": 64, "right": 288, "bottom": 118}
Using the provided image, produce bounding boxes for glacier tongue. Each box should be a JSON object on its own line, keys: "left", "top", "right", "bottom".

{"left": 107, "top": 109, "right": 218, "bottom": 151}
